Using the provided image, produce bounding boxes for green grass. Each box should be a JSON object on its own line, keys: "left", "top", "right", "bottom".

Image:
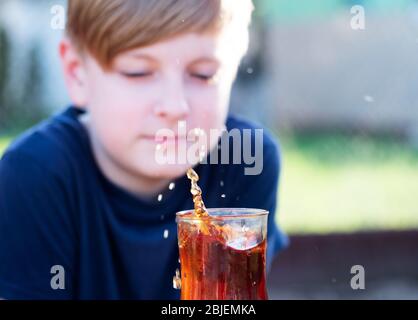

{"left": 277, "top": 133, "right": 418, "bottom": 234}
{"left": 0, "top": 136, "right": 11, "bottom": 156}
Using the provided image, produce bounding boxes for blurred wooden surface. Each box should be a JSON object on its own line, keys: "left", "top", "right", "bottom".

{"left": 268, "top": 230, "right": 418, "bottom": 299}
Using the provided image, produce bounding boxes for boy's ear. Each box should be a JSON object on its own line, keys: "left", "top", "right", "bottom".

{"left": 59, "top": 37, "right": 89, "bottom": 108}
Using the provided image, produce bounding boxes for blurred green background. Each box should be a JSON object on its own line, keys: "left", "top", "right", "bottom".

{"left": 1, "top": 0, "right": 418, "bottom": 236}
{"left": 278, "top": 133, "right": 418, "bottom": 233}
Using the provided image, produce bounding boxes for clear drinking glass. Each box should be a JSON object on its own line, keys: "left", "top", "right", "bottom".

{"left": 175, "top": 208, "right": 269, "bottom": 300}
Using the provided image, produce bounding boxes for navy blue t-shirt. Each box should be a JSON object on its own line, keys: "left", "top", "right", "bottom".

{"left": 0, "top": 106, "right": 288, "bottom": 300}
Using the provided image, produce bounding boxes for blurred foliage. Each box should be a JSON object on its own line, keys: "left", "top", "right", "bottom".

{"left": 256, "top": 0, "right": 416, "bottom": 22}
{"left": 0, "top": 23, "right": 47, "bottom": 133}
{"left": 0, "top": 136, "right": 11, "bottom": 155}
{"left": 276, "top": 133, "right": 418, "bottom": 234}
{"left": 281, "top": 133, "right": 418, "bottom": 165}
{"left": 257, "top": 0, "right": 342, "bottom": 21}
{"left": 0, "top": 25, "right": 11, "bottom": 129}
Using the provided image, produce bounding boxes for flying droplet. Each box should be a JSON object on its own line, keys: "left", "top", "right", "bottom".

{"left": 364, "top": 95, "right": 374, "bottom": 103}
{"left": 156, "top": 144, "right": 162, "bottom": 151}
{"left": 158, "top": 194, "right": 163, "bottom": 202}
{"left": 220, "top": 180, "right": 224, "bottom": 187}
{"left": 173, "top": 268, "right": 181, "bottom": 289}
{"left": 169, "top": 182, "right": 175, "bottom": 190}
{"left": 221, "top": 194, "right": 226, "bottom": 198}
{"left": 160, "top": 215, "right": 165, "bottom": 220}
{"left": 247, "top": 67, "right": 254, "bottom": 74}
{"left": 163, "top": 229, "right": 169, "bottom": 239}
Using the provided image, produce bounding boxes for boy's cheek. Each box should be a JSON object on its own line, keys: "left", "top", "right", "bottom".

{"left": 190, "top": 88, "right": 228, "bottom": 116}
{"left": 88, "top": 90, "right": 150, "bottom": 130}
{"left": 197, "top": 102, "right": 228, "bottom": 132}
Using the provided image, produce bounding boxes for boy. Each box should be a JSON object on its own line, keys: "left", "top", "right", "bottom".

{"left": 0, "top": 0, "right": 287, "bottom": 299}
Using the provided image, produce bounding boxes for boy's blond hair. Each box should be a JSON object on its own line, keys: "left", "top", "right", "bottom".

{"left": 66, "top": 0, "right": 254, "bottom": 70}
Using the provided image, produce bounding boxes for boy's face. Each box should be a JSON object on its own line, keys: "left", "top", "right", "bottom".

{"left": 62, "top": 32, "right": 242, "bottom": 181}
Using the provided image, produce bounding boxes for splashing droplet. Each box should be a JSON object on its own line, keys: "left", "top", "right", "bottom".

{"left": 186, "top": 168, "right": 209, "bottom": 219}
{"left": 163, "top": 229, "right": 169, "bottom": 239}
{"left": 187, "top": 169, "right": 199, "bottom": 181}
{"left": 364, "top": 95, "right": 374, "bottom": 103}
{"left": 173, "top": 268, "right": 181, "bottom": 289}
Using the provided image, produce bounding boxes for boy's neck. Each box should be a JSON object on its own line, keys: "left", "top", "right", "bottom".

{"left": 79, "top": 113, "right": 171, "bottom": 200}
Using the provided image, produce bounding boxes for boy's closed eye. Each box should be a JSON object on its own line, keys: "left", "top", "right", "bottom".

{"left": 120, "top": 71, "right": 154, "bottom": 78}
{"left": 116, "top": 54, "right": 221, "bottom": 83}
{"left": 119, "top": 70, "right": 219, "bottom": 83}
{"left": 191, "top": 73, "right": 217, "bottom": 82}
{"left": 188, "top": 60, "right": 220, "bottom": 83}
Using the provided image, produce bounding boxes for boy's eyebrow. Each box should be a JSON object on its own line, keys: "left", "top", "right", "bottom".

{"left": 127, "top": 53, "right": 158, "bottom": 62}
{"left": 189, "top": 57, "right": 220, "bottom": 66}
{"left": 124, "top": 52, "right": 220, "bottom": 66}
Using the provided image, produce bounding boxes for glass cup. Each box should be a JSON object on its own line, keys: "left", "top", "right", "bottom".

{"left": 174, "top": 208, "right": 269, "bottom": 300}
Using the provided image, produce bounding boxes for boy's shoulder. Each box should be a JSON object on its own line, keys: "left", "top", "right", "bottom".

{"left": 1, "top": 107, "right": 85, "bottom": 178}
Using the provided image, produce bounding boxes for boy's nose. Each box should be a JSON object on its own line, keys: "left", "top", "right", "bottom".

{"left": 154, "top": 82, "right": 190, "bottom": 120}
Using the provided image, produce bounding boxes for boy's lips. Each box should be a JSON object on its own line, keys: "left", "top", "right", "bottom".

{"left": 141, "top": 135, "right": 187, "bottom": 143}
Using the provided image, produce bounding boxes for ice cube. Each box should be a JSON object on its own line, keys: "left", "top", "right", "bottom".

{"left": 226, "top": 236, "right": 259, "bottom": 251}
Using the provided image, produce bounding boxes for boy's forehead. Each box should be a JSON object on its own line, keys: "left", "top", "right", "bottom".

{"left": 117, "top": 32, "right": 231, "bottom": 64}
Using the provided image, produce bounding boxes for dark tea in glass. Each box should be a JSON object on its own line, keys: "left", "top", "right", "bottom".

{"left": 176, "top": 208, "right": 269, "bottom": 300}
